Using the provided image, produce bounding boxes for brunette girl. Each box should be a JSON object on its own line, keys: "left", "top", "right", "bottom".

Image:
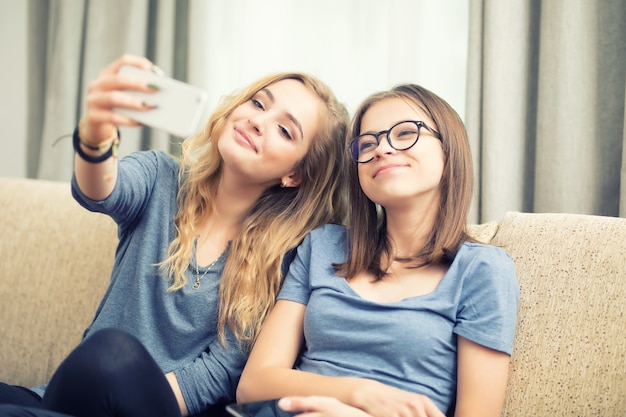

{"left": 237, "top": 84, "right": 520, "bottom": 417}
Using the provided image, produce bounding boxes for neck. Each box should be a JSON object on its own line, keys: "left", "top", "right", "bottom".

{"left": 198, "top": 173, "right": 268, "bottom": 241}
{"left": 384, "top": 200, "right": 438, "bottom": 258}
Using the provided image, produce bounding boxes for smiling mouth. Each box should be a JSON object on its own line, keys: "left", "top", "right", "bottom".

{"left": 235, "top": 128, "right": 257, "bottom": 152}
{"left": 374, "top": 164, "right": 405, "bottom": 177}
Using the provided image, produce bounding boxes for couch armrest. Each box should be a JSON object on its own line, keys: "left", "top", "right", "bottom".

{"left": 492, "top": 211, "right": 626, "bottom": 416}
{"left": 0, "top": 177, "right": 117, "bottom": 387}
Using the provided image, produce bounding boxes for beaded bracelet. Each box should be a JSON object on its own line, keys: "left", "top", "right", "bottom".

{"left": 72, "top": 124, "right": 120, "bottom": 164}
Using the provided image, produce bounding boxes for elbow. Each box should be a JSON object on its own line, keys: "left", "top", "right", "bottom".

{"left": 235, "top": 369, "right": 258, "bottom": 403}
{"left": 236, "top": 372, "right": 255, "bottom": 403}
{"left": 237, "top": 359, "right": 292, "bottom": 403}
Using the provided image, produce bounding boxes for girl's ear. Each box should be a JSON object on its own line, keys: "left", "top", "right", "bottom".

{"left": 280, "top": 171, "right": 302, "bottom": 188}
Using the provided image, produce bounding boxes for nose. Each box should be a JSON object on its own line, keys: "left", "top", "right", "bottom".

{"left": 247, "top": 116, "right": 265, "bottom": 136}
{"left": 372, "top": 134, "right": 396, "bottom": 158}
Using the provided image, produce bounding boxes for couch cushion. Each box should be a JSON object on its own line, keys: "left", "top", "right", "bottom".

{"left": 467, "top": 220, "right": 499, "bottom": 243}
{"left": 492, "top": 211, "right": 626, "bottom": 416}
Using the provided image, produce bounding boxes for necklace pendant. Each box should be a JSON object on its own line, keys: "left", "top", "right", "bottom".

{"left": 192, "top": 280, "right": 201, "bottom": 289}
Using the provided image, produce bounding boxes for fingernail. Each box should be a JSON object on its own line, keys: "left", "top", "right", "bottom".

{"left": 142, "top": 101, "right": 158, "bottom": 109}
{"left": 147, "top": 83, "right": 160, "bottom": 91}
{"left": 150, "top": 64, "right": 165, "bottom": 76}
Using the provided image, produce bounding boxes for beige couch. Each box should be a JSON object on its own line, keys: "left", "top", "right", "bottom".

{"left": 0, "top": 177, "right": 624, "bottom": 415}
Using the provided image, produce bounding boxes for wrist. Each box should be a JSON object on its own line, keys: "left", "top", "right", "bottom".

{"left": 78, "top": 117, "right": 119, "bottom": 152}
{"left": 165, "top": 372, "right": 189, "bottom": 416}
{"left": 78, "top": 137, "right": 115, "bottom": 152}
{"left": 346, "top": 378, "right": 379, "bottom": 409}
{"left": 73, "top": 118, "right": 120, "bottom": 163}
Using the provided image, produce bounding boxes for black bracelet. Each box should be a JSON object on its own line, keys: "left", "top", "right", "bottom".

{"left": 72, "top": 125, "right": 120, "bottom": 163}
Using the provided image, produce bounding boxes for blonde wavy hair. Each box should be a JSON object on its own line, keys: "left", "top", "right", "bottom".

{"left": 161, "top": 72, "right": 349, "bottom": 348}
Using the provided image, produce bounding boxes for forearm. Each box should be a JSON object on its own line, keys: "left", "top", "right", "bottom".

{"left": 165, "top": 371, "right": 190, "bottom": 417}
{"left": 73, "top": 120, "right": 119, "bottom": 200}
{"left": 237, "top": 368, "right": 370, "bottom": 407}
{"left": 238, "top": 367, "right": 447, "bottom": 417}
{"left": 73, "top": 54, "right": 157, "bottom": 201}
{"left": 74, "top": 152, "right": 118, "bottom": 201}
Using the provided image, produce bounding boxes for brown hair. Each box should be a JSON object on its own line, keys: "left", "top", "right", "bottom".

{"left": 161, "top": 72, "right": 349, "bottom": 347}
{"left": 335, "top": 84, "right": 474, "bottom": 281}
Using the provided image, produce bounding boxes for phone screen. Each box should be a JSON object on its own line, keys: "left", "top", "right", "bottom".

{"left": 226, "top": 399, "right": 297, "bottom": 417}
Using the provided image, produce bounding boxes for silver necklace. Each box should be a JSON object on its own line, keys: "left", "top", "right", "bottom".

{"left": 193, "top": 235, "right": 230, "bottom": 289}
{"left": 193, "top": 254, "right": 221, "bottom": 289}
{"left": 193, "top": 234, "right": 227, "bottom": 289}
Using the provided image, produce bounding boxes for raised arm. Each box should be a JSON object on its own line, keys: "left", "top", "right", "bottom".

{"left": 74, "top": 54, "right": 157, "bottom": 200}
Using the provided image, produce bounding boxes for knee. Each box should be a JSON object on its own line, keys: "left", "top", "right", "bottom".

{"left": 44, "top": 329, "right": 157, "bottom": 408}
{"left": 88, "top": 328, "right": 148, "bottom": 361}
{"left": 84, "top": 328, "right": 142, "bottom": 352}
{"left": 70, "top": 329, "right": 150, "bottom": 376}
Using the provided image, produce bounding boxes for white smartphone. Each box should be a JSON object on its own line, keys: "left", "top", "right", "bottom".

{"left": 114, "top": 65, "right": 210, "bottom": 138}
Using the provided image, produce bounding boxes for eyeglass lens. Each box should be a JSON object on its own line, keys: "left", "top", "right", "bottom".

{"left": 351, "top": 121, "right": 420, "bottom": 162}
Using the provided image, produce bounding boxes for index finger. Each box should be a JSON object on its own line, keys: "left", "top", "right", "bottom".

{"left": 99, "top": 54, "right": 159, "bottom": 78}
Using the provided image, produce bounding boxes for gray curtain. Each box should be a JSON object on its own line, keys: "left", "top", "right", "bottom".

{"left": 467, "top": 0, "right": 626, "bottom": 222}
{"left": 27, "top": 0, "right": 626, "bottom": 221}
{"left": 26, "top": 0, "right": 470, "bottom": 184}
{"left": 27, "top": 0, "right": 187, "bottom": 181}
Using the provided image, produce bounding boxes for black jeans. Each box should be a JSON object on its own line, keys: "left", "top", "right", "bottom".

{"left": 0, "top": 328, "right": 181, "bottom": 417}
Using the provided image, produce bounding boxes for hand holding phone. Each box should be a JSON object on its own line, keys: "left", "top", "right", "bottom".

{"left": 113, "top": 65, "right": 209, "bottom": 138}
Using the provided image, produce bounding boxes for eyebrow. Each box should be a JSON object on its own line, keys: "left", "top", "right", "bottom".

{"left": 262, "top": 87, "right": 304, "bottom": 140}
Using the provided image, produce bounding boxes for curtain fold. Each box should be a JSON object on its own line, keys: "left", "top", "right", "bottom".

{"left": 622, "top": 84, "right": 626, "bottom": 217}
{"left": 31, "top": 0, "right": 86, "bottom": 181}
{"left": 29, "top": 0, "right": 183, "bottom": 181}
{"left": 467, "top": 0, "right": 626, "bottom": 222}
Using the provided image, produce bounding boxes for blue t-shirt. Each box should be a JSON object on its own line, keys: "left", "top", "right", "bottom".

{"left": 34, "top": 151, "right": 245, "bottom": 414}
{"left": 278, "top": 224, "right": 520, "bottom": 413}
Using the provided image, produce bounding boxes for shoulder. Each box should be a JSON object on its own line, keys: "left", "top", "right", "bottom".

{"left": 455, "top": 242, "right": 514, "bottom": 268}
{"left": 294, "top": 223, "right": 347, "bottom": 262}
{"left": 307, "top": 223, "right": 348, "bottom": 245}
{"left": 451, "top": 243, "right": 520, "bottom": 354}
{"left": 453, "top": 242, "right": 518, "bottom": 288}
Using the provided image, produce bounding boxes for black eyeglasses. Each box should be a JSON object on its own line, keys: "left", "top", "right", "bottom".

{"left": 348, "top": 120, "right": 442, "bottom": 163}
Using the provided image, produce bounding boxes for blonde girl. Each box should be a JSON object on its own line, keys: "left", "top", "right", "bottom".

{"left": 0, "top": 54, "right": 349, "bottom": 417}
